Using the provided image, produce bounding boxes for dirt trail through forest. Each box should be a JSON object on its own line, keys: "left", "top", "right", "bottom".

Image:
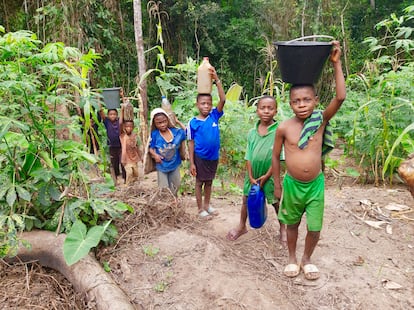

{"left": 99, "top": 173, "right": 414, "bottom": 310}
{"left": 1, "top": 172, "right": 413, "bottom": 310}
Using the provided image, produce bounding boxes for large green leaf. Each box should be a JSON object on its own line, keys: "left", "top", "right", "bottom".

{"left": 225, "top": 83, "right": 243, "bottom": 102}
{"left": 63, "top": 220, "right": 110, "bottom": 266}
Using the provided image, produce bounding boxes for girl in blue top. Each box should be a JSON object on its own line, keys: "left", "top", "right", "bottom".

{"left": 148, "top": 108, "right": 187, "bottom": 196}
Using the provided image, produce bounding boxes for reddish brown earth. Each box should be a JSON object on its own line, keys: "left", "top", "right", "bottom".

{"left": 1, "top": 170, "right": 413, "bottom": 310}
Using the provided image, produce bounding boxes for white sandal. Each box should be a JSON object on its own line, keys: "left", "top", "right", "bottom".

{"left": 199, "top": 210, "right": 210, "bottom": 217}
{"left": 207, "top": 206, "right": 216, "bottom": 214}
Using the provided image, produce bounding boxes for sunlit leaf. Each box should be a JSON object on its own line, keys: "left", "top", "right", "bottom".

{"left": 15, "top": 186, "right": 31, "bottom": 202}
{"left": 6, "top": 187, "right": 16, "bottom": 207}
{"left": 63, "top": 220, "right": 110, "bottom": 266}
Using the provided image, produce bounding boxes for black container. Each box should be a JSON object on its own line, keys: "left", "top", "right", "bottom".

{"left": 274, "top": 41, "right": 332, "bottom": 85}
{"left": 102, "top": 87, "right": 121, "bottom": 109}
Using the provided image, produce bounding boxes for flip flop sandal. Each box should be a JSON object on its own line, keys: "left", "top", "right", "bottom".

{"left": 283, "top": 264, "right": 300, "bottom": 278}
{"left": 301, "top": 264, "right": 320, "bottom": 280}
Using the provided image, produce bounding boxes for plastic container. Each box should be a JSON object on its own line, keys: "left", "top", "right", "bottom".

{"left": 197, "top": 57, "right": 212, "bottom": 94}
{"left": 247, "top": 183, "right": 267, "bottom": 229}
{"left": 161, "top": 96, "right": 176, "bottom": 126}
{"left": 102, "top": 87, "right": 121, "bottom": 109}
{"left": 274, "top": 37, "right": 333, "bottom": 85}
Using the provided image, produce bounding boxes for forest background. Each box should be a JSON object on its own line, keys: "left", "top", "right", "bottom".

{"left": 0, "top": 0, "right": 413, "bottom": 263}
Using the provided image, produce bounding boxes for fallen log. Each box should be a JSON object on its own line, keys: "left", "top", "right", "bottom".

{"left": 8, "top": 230, "right": 135, "bottom": 310}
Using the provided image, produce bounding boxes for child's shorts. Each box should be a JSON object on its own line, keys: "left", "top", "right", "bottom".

{"left": 194, "top": 154, "right": 218, "bottom": 181}
{"left": 124, "top": 163, "right": 139, "bottom": 184}
{"left": 278, "top": 172, "right": 324, "bottom": 231}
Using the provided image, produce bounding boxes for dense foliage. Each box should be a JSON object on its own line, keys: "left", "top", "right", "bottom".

{"left": 335, "top": 6, "right": 414, "bottom": 184}
{"left": 0, "top": 0, "right": 411, "bottom": 98}
{"left": 0, "top": 28, "right": 131, "bottom": 263}
{"left": 0, "top": 1, "right": 413, "bottom": 262}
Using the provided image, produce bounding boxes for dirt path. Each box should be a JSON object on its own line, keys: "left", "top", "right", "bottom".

{"left": 1, "top": 172, "right": 413, "bottom": 309}
{"left": 99, "top": 173, "right": 414, "bottom": 310}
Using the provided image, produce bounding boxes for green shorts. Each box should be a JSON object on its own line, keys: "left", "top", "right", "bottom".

{"left": 243, "top": 174, "right": 277, "bottom": 205}
{"left": 278, "top": 172, "right": 324, "bottom": 231}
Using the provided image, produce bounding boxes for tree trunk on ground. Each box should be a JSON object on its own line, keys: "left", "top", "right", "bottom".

{"left": 9, "top": 231, "right": 135, "bottom": 310}
{"left": 133, "top": 0, "right": 149, "bottom": 144}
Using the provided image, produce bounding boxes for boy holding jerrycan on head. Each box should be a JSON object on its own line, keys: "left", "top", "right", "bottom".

{"left": 272, "top": 41, "right": 346, "bottom": 280}
{"left": 187, "top": 62, "right": 226, "bottom": 217}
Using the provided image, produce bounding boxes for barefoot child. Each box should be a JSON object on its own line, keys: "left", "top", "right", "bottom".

{"left": 227, "top": 96, "right": 286, "bottom": 242}
{"left": 272, "top": 41, "right": 346, "bottom": 280}
{"left": 187, "top": 66, "right": 226, "bottom": 217}
{"left": 148, "top": 108, "right": 187, "bottom": 196}
{"left": 120, "top": 105, "right": 143, "bottom": 185}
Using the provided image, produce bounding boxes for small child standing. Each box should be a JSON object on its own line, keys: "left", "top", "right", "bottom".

{"left": 226, "top": 96, "right": 286, "bottom": 242}
{"left": 120, "top": 104, "right": 142, "bottom": 185}
{"left": 148, "top": 108, "right": 187, "bottom": 196}
{"left": 272, "top": 41, "right": 346, "bottom": 280}
{"left": 99, "top": 107, "right": 126, "bottom": 185}
{"left": 187, "top": 65, "right": 226, "bottom": 217}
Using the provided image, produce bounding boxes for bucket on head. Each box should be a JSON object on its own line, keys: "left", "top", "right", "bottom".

{"left": 274, "top": 38, "right": 333, "bottom": 85}
{"left": 102, "top": 87, "right": 121, "bottom": 109}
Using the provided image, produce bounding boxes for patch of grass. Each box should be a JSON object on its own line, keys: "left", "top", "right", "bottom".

{"left": 142, "top": 245, "right": 160, "bottom": 258}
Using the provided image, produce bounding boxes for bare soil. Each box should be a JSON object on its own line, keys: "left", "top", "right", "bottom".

{"left": 1, "top": 170, "right": 413, "bottom": 310}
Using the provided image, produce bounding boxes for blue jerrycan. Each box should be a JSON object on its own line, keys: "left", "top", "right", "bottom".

{"left": 247, "top": 183, "right": 267, "bottom": 229}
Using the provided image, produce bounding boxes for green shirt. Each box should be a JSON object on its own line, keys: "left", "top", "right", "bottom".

{"left": 243, "top": 120, "right": 278, "bottom": 202}
{"left": 245, "top": 120, "right": 278, "bottom": 178}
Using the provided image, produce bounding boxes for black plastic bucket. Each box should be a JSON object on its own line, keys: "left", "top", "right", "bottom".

{"left": 102, "top": 87, "right": 121, "bottom": 109}
{"left": 274, "top": 41, "right": 332, "bottom": 85}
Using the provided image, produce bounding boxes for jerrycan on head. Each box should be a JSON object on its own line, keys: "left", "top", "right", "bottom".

{"left": 274, "top": 35, "right": 334, "bottom": 85}
{"left": 161, "top": 95, "right": 176, "bottom": 127}
{"left": 197, "top": 57, "right": 212, "bottom": 94}
{"left": 247, "top": 182, "right": 267, "bottom": 229}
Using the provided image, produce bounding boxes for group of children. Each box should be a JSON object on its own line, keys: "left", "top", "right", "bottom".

{"left": 99, "top": 42, "right": 346, "bottom": 280}
{"left": 99, "top": 90, "right": 142, "bottom": 186}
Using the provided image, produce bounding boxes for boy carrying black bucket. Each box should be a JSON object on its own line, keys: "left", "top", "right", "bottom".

{"left": 272, "top": 41, "right": 346, "bottom": 280}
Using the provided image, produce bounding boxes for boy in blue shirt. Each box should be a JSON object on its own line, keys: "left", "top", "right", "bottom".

{"left": 187, "top": 66, "right": 226, "bottom": 217}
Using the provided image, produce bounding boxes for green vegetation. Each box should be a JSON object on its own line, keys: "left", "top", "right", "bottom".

{"left": 0, "top": 1, "right": 413, "bottom": 263}
{"left": 335, "top": 6, "right": 414, "bottom": 184}
{"left": 0, "top": 29, "right": 132, "bottom": 262}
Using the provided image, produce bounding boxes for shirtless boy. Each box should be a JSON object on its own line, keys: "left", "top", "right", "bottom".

{"left": 272, "top": 41, "right": 346, "bottom": 280}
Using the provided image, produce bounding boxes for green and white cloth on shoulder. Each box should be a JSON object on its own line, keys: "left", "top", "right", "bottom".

{"left": 298, "top": 110, "right": 334, "bottom": 156}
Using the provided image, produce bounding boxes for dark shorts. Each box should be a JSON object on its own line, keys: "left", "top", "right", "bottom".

{"left": 194, "top": 154, "right": 218, "bottom": 181}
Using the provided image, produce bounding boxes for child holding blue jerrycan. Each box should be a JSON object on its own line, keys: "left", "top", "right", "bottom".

{"left": 226, "top": 96, "right": 286, "bottom": 243}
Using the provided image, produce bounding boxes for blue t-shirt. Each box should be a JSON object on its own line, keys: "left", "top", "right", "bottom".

{"left": 103, "top": 118, "right": 121, "bottom": 148}
{"left": 150, "top": 127, "right": 186, "bottom": 173}
{"left": 187, "top": 108, "right": 223, "bottom": 160}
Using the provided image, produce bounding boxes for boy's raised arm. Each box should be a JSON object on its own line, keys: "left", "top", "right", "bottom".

{"left": 210, "top": 67, "right": 226, "bottom": 113}
{"left": 98, "top": 102, "right": 106, "bottom": 120}
{"left": 323, "top": 41, "right": 346, "bottom": 122}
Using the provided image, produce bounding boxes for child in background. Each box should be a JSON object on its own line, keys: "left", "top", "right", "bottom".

{"left": 148, "top": 108, "right": 187, "bottom": 196}
{"left": 120, "top": 104, "right": 142, "bottom": 185}
{"left": 187, "top": 66, "right": 226, "bottom": 217}
{"left": 99, "top": 106, "right": 125, "bottom": 185}
{"left": 226, "top": 96, "right": 286, "bottom": 242}
{"left": 272, "top": 41, "right": 346, "bottom": 280}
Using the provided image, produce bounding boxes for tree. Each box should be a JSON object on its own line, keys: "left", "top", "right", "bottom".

{"left": 133, "top": 0, "right": 149, "bottom": 143}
